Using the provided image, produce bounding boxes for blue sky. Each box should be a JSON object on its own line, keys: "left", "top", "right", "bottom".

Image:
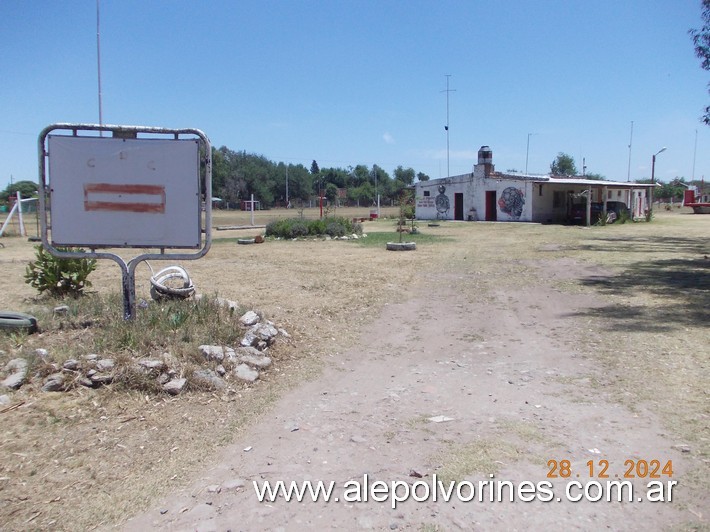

{"left": 1, "top": 0, "right": 708, "bottom": 191}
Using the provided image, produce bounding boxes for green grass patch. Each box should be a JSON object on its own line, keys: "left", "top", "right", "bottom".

{"left": 354, "top": 231, "right": 451, "bottom": 247}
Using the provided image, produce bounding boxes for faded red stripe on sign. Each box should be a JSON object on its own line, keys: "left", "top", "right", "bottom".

{"left": 83, "top": 183, "right": 166, "bottom": 213}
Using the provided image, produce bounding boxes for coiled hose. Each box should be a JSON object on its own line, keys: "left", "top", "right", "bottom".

{"left": 148, "top": 264, "right": 195, "bottom": 301}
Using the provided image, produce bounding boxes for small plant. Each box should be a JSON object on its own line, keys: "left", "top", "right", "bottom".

{"left": 24, "top": 246, "right": 97, "bottom": 297}
{"left": 645, "top": 209, "right": 654, "bottom": 222}
{"left": 617, "top": 209, "right": 630, "bottom": 224}
{"left": 396, "top": 190, "right": 415, "bottom": 243}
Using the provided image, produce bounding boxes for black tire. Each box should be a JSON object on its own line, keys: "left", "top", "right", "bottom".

{"left": 386, "top": 242, "right": 417, "bottom": 251}
{"left": 0, "top": 311, "right": 39, "bottom": 334}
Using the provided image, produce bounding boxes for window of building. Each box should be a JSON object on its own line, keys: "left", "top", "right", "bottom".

{"left": 423, "top": 190, "right": 430, "bottom": 197}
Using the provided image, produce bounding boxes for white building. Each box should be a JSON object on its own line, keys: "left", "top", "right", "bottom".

{"left": 415, "top": 146, "right": 655, "bottom": 224}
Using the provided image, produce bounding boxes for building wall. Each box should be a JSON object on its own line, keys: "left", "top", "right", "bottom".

{"left": 530, "top": 182, "right": 569, "bottom": 223}
{"left": 415, "top": 175, "right": 650, "bottom": 223}
{"left": 415, "top": 175, "right": 533, "bottom": 222}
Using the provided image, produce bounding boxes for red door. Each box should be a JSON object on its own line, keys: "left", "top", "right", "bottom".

{"left": 485, "top": 191, "right": 497, "bottom": 221}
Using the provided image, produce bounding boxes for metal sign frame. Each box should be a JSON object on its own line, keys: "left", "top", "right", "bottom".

{"left": 38, "top": 123, "right": 212, "bottom": 319}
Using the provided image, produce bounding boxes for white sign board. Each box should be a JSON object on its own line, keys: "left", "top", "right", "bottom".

{"left": 48, "top": 135, "right": 201, "bottom": 248}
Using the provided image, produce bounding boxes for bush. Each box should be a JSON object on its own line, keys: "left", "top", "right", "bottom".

{"left": 266, "top": 218, "right": 309, "bottom": 238}
{"left": 308, "top": 219, "right": 327, "bottom": 236}
{"left": 265, "top": 217, "right": 362, "bottom": 239}
{"left": 326, "top": 221, "right": 346, "bottom": 237}
{"left": 25, "top": 246, "right": 97, "bottom": 297}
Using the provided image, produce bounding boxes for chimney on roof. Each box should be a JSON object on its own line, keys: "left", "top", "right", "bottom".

{"left": 477, "top": 145, "right": 494, "bottom": 177}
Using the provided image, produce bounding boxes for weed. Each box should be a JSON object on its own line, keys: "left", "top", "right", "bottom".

{"left": 24, "top": 245, "right": 97, "bottom": 297}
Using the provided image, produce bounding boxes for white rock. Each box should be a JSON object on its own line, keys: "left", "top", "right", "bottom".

{"left": 240, "top": 331, "right": 259, "bottom": 347}
{"left": 199, "top": 345, "right": 226, "bottom": 362}
{"left": 240, "top": 311, "right": 260, "bottom": 326}
{"left": 2, "top": 359, "right": 29, "bottom": 390}
{"left": 62, "top": 359, "right": 80, "bottom": 371}
{"left": 96, "top": 359, "right": 114, "bottom": 372}
{"left": 239, "top": 354, "right": 272, "bottom": 369}
{"left": 163, "top": 378, "right": 187, "bottom": 395}
{"left": 138, "top": 359, "right": 167, "bottom": 372}
{"left": 42, "top": 373, "right": 65, "bottom": 392}
{"left": 192, "top": 369, "right": 227, "bottom": 390}
{"left": 234, "top": 363, "right": 260, "bottom": 383}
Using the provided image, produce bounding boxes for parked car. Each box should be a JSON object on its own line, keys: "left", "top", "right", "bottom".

{"left": 569, "top": 201, "right": 630, "bottom": 224}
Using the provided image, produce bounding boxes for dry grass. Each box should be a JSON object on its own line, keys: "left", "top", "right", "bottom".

{"left": 1, "top": 207, "right": 708, "bottom": 529}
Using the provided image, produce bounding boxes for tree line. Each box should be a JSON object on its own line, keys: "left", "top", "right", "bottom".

{"left": 211, "top": 146, "right": 430, "bottom": 209}
{"left": 0, "top": 149, "right": 701, "bottom": 209}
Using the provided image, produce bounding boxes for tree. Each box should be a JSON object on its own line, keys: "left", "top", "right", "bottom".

{"left": 310, "top": 160, "right": 320, "bottom": 175}
{"left": 350, "top": 165, "right": 371, "bottom": 187}
{"left": 1, "top": 180, "right": 38, "bottom": 203}
{"left": 689, "top": 0, "right": 710, "bottom": 125}
{"left": 393, "top": 166, "right": 415, "bottom": 186}
{"left": 325, "top": 183, "right": 339, "bottom": 204}
{"left": 416, "top": 172, "right": 430, "bottom": 182}
{"left": 550, "top": 153, "right": 577, "bottom": 176}
{"left": 285, "top": 164, "right": 313, "bottom": 203}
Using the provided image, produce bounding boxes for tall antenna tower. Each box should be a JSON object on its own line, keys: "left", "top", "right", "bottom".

{"left": 441, "top": 75, "right": 456, "bottom": 177}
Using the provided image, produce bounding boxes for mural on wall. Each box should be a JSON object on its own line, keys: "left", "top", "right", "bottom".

{"left": 435, "top": 185, "right": 450, "bottom": 219}
{"left": 498, "top": 187, "right": 525, "bottom": 220}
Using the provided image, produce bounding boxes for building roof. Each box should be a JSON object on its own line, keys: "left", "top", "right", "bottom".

{"left": 537, "top": 177, "right": 657, "bottom": 188}
{"left": 417, "top": 172, "right": 657, "bottom": 188}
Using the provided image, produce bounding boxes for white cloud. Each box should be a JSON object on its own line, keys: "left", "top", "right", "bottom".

{"left": 383, "top": 132, "right": 395, "bottom": 144}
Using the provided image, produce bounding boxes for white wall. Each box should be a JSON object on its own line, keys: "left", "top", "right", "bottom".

{"left": 415, "top": 175, "right": 533, "bottom": 222}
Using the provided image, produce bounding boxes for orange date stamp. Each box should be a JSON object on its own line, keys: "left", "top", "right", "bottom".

{"left": 547, "top": 459, "right": 674, "bottom": 479}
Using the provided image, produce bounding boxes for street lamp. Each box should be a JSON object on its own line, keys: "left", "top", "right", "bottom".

{"left": 649, "top": 147, "right": 666, "bottom": 216}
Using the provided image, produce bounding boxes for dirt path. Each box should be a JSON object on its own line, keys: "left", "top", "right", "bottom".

{"left": 123, "top": 258, "right": 698, "bottom": 531}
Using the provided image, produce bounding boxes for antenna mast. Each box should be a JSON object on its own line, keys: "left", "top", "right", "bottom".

{"left": 441, "top": 75, "right": 456, "bottom": 177}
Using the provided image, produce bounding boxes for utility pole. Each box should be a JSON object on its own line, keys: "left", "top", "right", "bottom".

{"left": 441, "top": 75, "right": 456, "bottom": 177}
{"left": 692, "top": 129, "right": 698, "bottom": 182}
{"left": 626, "top": 120, "right": 634, "bottom": 183}
{"left": 96, "top": 0, "right": 104, "bottom": 136}
{"left": 525, "top": 133, "right": 537, "bottom": 174}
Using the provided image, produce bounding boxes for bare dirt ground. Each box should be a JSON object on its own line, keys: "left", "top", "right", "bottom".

{"left": 1, "top": 207, "right": 708, "bottom": 531}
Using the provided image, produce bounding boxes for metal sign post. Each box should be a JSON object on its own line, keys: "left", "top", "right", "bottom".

{"left": 38, "top": 123, "right": 212, "bottom": 319}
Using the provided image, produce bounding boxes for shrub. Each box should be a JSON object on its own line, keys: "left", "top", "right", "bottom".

{"left": 308, "top": 219, "right": 327, "bottom": 236}
{"left": 265, "top": 217, "right": 361, "bottom": 239}
{"left": 265, "top": 218, "right": 308, "bottom": 238}
{"left": 288, "top": 220, "right": 309, "bottom": 238}
{"left": 25, "top": 245, "right": 97, "bottom": 297}
{"left": 326, "top": 221, "right": 346, "bottom": 237}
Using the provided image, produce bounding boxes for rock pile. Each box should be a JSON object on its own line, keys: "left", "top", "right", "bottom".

{"left": 0, "top": 303, "right": 289, "bottom": 397}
